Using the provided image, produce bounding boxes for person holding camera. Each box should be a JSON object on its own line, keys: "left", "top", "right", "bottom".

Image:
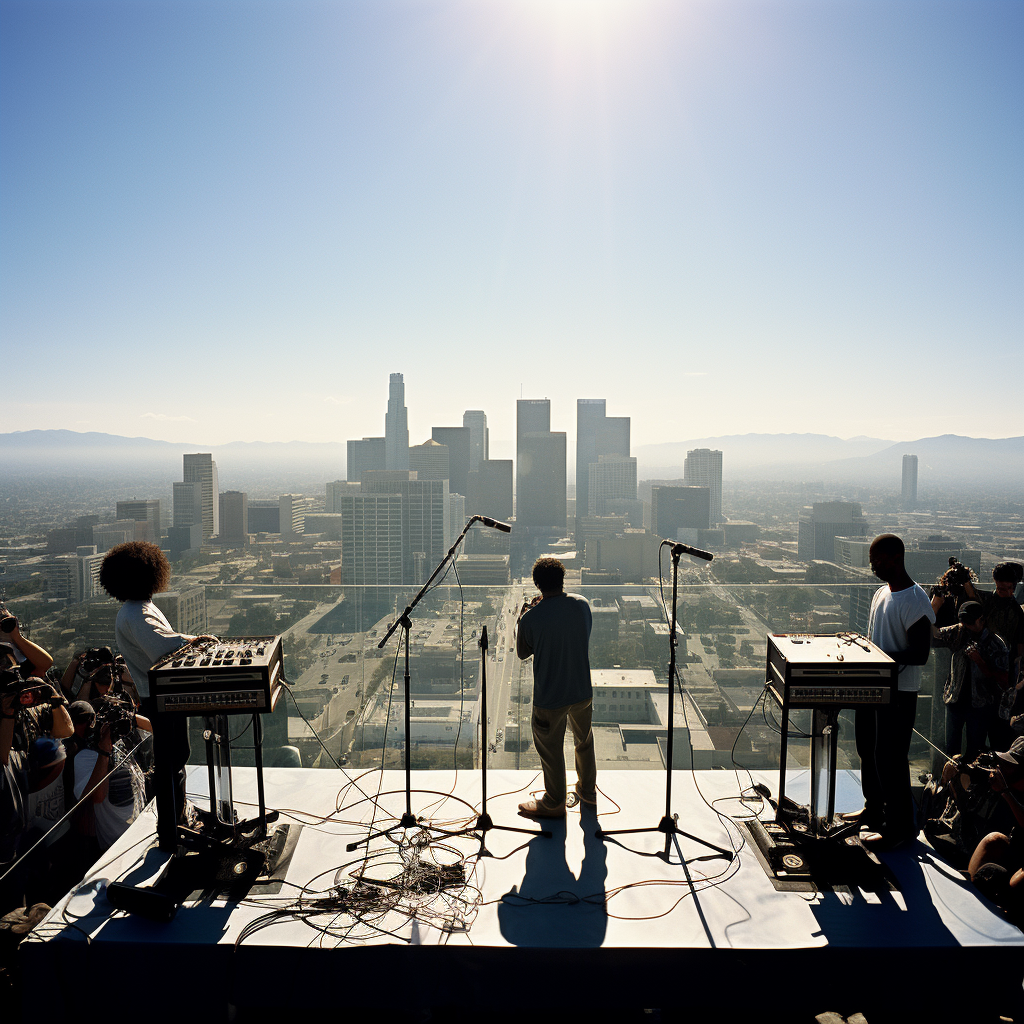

{"left": 0, "top": 608, "right": 54, "bottom": 681}
{"left": 70, "top": 697, "right": 146, "bottom": 854}
{"left": 965, "top": 737, "right": 1024, "bottom": 920}
{"left": 933, "top": 601, "right": 1009, "bottom": 759}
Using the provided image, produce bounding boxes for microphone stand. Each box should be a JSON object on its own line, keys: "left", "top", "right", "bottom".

{"left": 596, "top": 542, "right": 733, "bottom": 865}
{"left": 347, "top": 516, "right": 508, "bottom": 852}
{"left": 448, "top": 624, "right": 550, "bottom": 854}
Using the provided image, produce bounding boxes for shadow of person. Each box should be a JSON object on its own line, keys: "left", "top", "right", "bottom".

{"left": 498, "top": 804, "right": 608, "bottom": 947}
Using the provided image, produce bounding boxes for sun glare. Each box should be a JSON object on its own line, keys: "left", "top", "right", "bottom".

{"left": 519, "top": 0, "right": 640, "bottom": 41}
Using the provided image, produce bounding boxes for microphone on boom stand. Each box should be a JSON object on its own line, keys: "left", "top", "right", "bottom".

{"left": 667, "top": 541, "right": 714, "bottom": 562}
{"left": 473, "top": 515, "right": 512, "bottom": 533}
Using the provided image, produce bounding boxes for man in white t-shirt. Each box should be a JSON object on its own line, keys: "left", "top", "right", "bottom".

{"left": 847, "top": 534, "right": 935, "bottom": 850}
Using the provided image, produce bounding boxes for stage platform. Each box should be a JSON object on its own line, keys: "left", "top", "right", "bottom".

{"left": 20, "top": 765, "right": 1024, "bottom": 1020}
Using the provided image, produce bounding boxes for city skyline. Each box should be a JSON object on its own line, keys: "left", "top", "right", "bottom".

{"left": 2, "top": 1, "right": 1021, "bottom": 449}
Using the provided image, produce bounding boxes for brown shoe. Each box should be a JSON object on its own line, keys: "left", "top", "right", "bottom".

{"left": 573, "top": 784, "right": 597, "bottom": 806}
{"left": 518, "top": 798, "right": 566, "bottom": 819}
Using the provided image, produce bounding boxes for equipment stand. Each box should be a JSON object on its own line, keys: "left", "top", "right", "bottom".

{"left": 347, "top": 516, "right": 513, "bottom": 853}
{"left": 596, "top": 544, "right": 733, "bottom": 865}
{"left": 451, "top": 625, "right": 550, "bottom": 854}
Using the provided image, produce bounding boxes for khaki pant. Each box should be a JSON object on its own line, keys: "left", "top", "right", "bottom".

{"left": 531, "top": 699, "right": 596, "bottom": 809}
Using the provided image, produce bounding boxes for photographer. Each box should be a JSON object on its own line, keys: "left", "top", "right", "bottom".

{"left": 930, "top": 558, "right": 980, "bottom": 627}
{"left": 70, "top": 695, "right": 146, "bottom": 854}
{"left": 0, "top": 606, "right": 54, "bottom": 680}
{"left": 966, "top": 738, "right": 1024, "bottom": 920}
{"left": 934, "top": 601, "right": 1009, "bottom": 759}
{"left": 0, "top": 688, "right": 29, "bottom": 914}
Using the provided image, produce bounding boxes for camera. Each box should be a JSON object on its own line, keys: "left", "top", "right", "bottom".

{"left": 1, "top": 668, "right": 61, "bottom": 710}
{"left": 933, "top": 558, "right": 979, "bottom": 599}
{"left": 0, "top": 611, "right": 17, "bottom": 634}
{"left": 81, "top": 646, "right": 115, "bottom": 674}
{"left": 958, "top": 750, "right": 1003, "bottom": 789}
{"left": 85, "top": 694, "right": 137, "bottom": 749}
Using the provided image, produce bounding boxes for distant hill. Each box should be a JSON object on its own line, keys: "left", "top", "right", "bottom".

{"left": 637, "top": 433, "right": 1024, "bottom": 487}
{"left": 3, "top": 429, "right": 1022, "bottom": 490}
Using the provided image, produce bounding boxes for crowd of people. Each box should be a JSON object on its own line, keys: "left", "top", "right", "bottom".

{"left": 1, "top": 540, "right": 197, "bottom": 933}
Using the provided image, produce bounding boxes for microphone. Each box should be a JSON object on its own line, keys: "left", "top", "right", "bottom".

{"left": 474, "top": 515, "right": 512, "bottom": 533}
{"left": 664, "top": 540, "right": 714, "bottom": 561}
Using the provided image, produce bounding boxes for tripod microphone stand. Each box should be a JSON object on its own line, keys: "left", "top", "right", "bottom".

{"left": 347, "top": 515, "right": 514, "bottom": 853}
{"left": 449, "top": 624, "right": 550, "bottom": 854}
{"left": 596, "top": 541, "right": 733, "bottom": 865}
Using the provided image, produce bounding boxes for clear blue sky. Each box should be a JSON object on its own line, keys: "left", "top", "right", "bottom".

{"left": 3, "top": 0, "right": 1021, "bottom": 459}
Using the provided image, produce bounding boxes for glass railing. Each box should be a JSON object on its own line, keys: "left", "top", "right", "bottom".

{"left": 5, "top": 580, "right": 952, "bottom": 784}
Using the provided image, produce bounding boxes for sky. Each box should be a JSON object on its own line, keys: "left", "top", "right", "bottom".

{"left": 2, "top": 0, "right": 1021, "bottom": 461}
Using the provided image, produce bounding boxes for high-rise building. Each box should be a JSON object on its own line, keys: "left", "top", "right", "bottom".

{"left": 575, "top": 400, "right": 630, "bottom": 520}
{"left": 449, "top": 492, "right": 467, "bottom": 541}
{"left": 683, "top": 449, "right": 724, "bottom": 524}
{"left": 182, "top": 454, "right": 219, "bottom": 540}
{"left": 92, "top": 521, "right": 136, "bottom": 552}
{"left": 902, "top": 454, "right": 919, "bottom": 509}
{"left": 651, "top": 486, "right": 711, "bottom": 538}
{"left": 516, "top": 399, "right": 566, "bottom": 533}
{"left": 463, "top": 411, "right": 489, "bottom": 473}
{"left": 116, "top": 499, "right": 162, "bottom": 540}
{"left": 153, "top": 585, "right": 207, "bottom": 635}
{"left": 588, "top": 454, "right": 637, "bottom": 517}
{"left": 326, "top": 480, "right": 361, "bottom": 512}
{"left": 363, "top": 474, "right": 449, "bottom": 582}
{"left": 431, "top": 426, "right": 471, "bottom": 496}
{"left": 279, "top": 494, "right": 316, "bottom": 540}
{"left": 385, "top": 372, "right": 409, "bottom": 471}
{"left": 173, "top": 481, "right": 204, "bottom": 531}
{"left": 409, "top": 439, "right": 449, "bottom": 482}
{"left": 340, "top": 493, "right": 404, "bottom": 585}
{"left": 347, "top": 437, "right": 386, "bottom": 483}
{"left": 219, "top": 491, "right": 248, "bottom": 542}
{"left": 797, "top": 502, "right": 868, "bottom": 561}
{"left": 467, "top": 459, "right": 513, "bottom": 521}
{"left": 247, "top": 500, "right": 280, "bottom": 534}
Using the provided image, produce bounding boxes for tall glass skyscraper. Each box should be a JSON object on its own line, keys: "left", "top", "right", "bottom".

{"left": 385, "top": 372, "right": 409, "bottom": 471}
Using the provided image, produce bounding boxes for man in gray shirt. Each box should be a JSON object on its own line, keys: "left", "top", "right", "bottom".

{"left": 515, "top": 557, "right": 595, "bottom": 819}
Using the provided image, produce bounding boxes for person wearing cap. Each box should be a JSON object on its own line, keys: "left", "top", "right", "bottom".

{"left": 933, "top": 600, "right": 1009, "bottom": 760}
{"left": 966, "top": 736, "right": 1024, "bottom": 920}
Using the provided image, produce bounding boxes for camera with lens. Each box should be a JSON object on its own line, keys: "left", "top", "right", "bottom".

{"left": 1, "top": 667, "right": 61, "bottom": 710}
{"left": 80, "top": 646, "right": 115, "bottom": 674}
{"left": 0, "top": 610, "right": 17, "bottom": 634}
{"left": 958, "top": 750, "right": 1003, "bottom": 789}
{"left": 933, "top": 557, "right": 979, "bottom": 599}
{"left": 85, "top": 694, "right": 137, "bottom": 749}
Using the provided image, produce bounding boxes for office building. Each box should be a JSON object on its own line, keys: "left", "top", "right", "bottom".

{"left": 588, "top": 454, "right": 637, "bottom": 517}
{"left": 219, "top": 491, "right": 248, "bottom": 542}
{"left": 463, "top": 410, "right": 489, "bottom": 473}
{"left": 651, "top": 486, "right": 711, "bottom": 538}
{"left": 385, "top": 372, "right": 409, "bottom": 471}
{"left": 173, "top": 481, "right": 203, "bottom": 531}
{"left": 339, "top": 493, "right": 404, "bottom": 585}
{"left": 153, "top": 585, "right": 207, "bottom": 635}
{"left": 902, "top": 454, "right": 919, "bottom": 509}
{"left": 182, "top": 453, "right": 219, "bottom": 540}
{"left": 280, "top": 494, "right": 316, "bottom": 540}
{"left": 165, "top": 524, "right": 203, "bottom": 560}
{"left": 431, "top": 425, "right": 471, "bottom": 496}
{"left": 683, "top": 449, "right": 724, "bottom": 524}
{"left": 116, "top": 499, "right": 162, "bottom": 540}
{"left": 576, "top": 400, "right": 630, "bottom": 520}
{"left": 326, "top": 480, "right": 361, "bottom": 513}
{"left": 797, "top": 502, "right": 868, "bottom": 561}
{"left": 347, "top": 437, "right": 386, "bottom": 483}
{"left": 516, "top": 399, "right": 566, "bottom": 533}
{"left": 466, "top": 459, "right": 513, "bottom": 521}
{"left": 363, "top": 474, "right": 449, "bottom": 583}
{"left": 92, "top": 520, "right": 137, "bottom": 552}
{"left": 247, "top": 500, "right": 281, "bottom": 534}
{"left": 409, "top": 439, "right": 449, "bottom": 482}
{"left": 449, "top": 492, "right": 467, "bottom": 542}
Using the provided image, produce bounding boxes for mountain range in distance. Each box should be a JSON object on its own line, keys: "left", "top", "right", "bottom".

{"left": 1, "top": 429, "right": 1022, "bottom": 489}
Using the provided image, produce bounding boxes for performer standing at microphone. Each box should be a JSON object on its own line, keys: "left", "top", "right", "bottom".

{"left": 515, "top": 557, "right": 596, "bottom": 819}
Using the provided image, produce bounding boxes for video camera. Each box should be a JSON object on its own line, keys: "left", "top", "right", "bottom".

{"left": 80, "top": 646, "right": 115, "bottom": 674}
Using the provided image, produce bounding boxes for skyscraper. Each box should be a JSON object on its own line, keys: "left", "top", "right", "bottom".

{"left": 182, "top": 453, "right": 219, "bottom": 539}
{"left": 902, "top": 454, "right": 918, "bottom": 509}
{"left": 385, "top": 372, "right": 409, "bottom": 471}
{"left": 467, "top": 459, "right": 513, "bottom": 520}
{"left": 575, "top": 399, "right": 630, "bottom": 520}
{"left": 797, "top": 502, "right": 868, "bottom": 561}
{"left": 363, "top": 474, "right": 450, "bottom": 583}
{"left": 588, "top": 454, "right": 637, "bottom": 516}
{"left": 651, "top": 486, "right": 711, "bottom": 538}
{"left": 173, "top": 481, "right": 204, "bottom": 530}
{"left": 431, "top": 425, "right": 471, "bottom": 496}
{"left": 463, "top": 410, "right": 488, "bottom": 473}
{"left": 340, "top": 494, "right": 404, "bottom": 585}
{"left": 116, "top": 499, "right": 162, "bottom": 541}
{"left": 347, "top": 437, "right": 386, "bottom": 482}
{"left": 683, "top": 449, "right": 723, "bottom": 524}
{"left": 219, "top": 491, "right": 248, "bottom": 542}
{"left": 409, "top": 439, "right": 449, "bottom": 482}
{"left": 516, "top": 399, "right": 566, "bottom": 533}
